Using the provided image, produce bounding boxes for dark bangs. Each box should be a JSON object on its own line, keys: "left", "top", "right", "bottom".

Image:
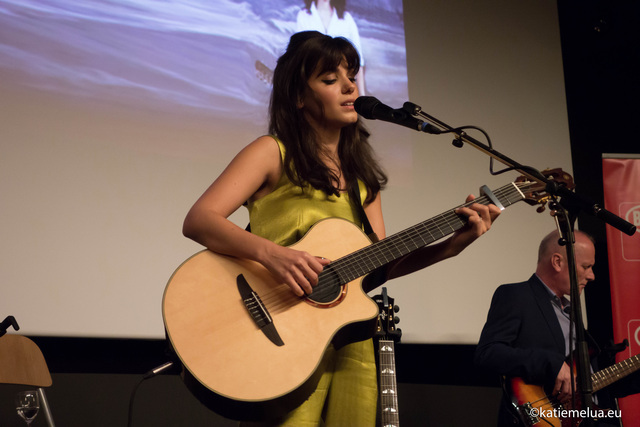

{"left": 270, "top": 31, "right": 360, "bottom": 126}
{"left": 300, "top": 35, "right": 360, "bottom": 81}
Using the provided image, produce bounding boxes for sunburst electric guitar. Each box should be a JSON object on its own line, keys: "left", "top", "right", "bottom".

{"left": 505, "top": 352, "right": 640, "bottom": 426}
{"left": 162, "top": 169, "right": 572, "bottom": 421}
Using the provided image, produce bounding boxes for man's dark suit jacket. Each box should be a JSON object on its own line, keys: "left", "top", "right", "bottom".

{"left": 474, "top": 274, "right": 566, "bottom": 425}
{"left": 474, "top": 274, "right": 638, "bottom": 426}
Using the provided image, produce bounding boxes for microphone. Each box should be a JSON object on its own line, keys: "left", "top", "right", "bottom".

{"left": 354, "top": 96, "right": 441, "bottom": 134}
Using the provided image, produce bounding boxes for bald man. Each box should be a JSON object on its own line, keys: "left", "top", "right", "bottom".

{"left": 474, "top": 230, "right": 630, "bottom": 426}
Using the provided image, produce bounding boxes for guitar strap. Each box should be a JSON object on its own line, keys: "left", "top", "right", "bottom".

{"left": 350, "top": 180, "right": 378, "bottom": 242}
{"left": 350, "top": 181, "right": 389, "bottom": 290}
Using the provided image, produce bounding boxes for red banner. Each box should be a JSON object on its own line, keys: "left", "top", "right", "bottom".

{"left": 602, "top": 156, "right": 640, "bottom": 426}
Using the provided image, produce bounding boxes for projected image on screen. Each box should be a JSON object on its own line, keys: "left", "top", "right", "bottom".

{"left": 0, "top": 0, "right": 408, "bottom": 124}
{"left": 0, "top": 0, "right": 410, "bottom": 339}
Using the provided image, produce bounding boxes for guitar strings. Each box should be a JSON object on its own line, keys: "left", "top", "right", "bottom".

{"left": 270, "top": 182, "right": 525, "bottom": 306}
{"left": 256, "top": 182, "right": 534, "bottom": 312}
{"left": 226, "top": 181, "right": 542, "bottom": 346}
{"left": 529, "top": 354, "right": 640, "bottom": 414}
{"left": 258, "top": 285, "right": 304, "bottom": 313}
{"left": 302, "top": 182, "right": 529, "bottom": 302}
{"left": 514, "top": 354, "right": 640, "bottom": 423}
{"left": 592, "top": 354, "right": 640, "bottom": 389}
{"left": 530, "top": 356, "right": 640, "bottom": 414}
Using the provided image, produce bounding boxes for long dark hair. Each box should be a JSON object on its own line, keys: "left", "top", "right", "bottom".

{"left": 269, "top": 31, "right": 387, "bottom": 204}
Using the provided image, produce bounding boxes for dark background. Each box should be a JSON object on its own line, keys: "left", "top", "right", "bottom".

{"left": 2, "top": 0, "right": 639, "bottom": 425}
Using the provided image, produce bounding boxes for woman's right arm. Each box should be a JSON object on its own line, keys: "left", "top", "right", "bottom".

{"left": 182, "top": 136, "right": 328, "bottom": 296}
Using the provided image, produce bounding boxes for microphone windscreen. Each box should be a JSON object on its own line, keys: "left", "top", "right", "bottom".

{"left": 354, "top": 96, "right": 381, "bottom": 119}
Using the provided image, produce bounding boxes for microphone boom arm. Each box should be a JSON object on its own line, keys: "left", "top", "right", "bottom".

{"left": 400, "top": 101, "right": 636, "bottom": 236}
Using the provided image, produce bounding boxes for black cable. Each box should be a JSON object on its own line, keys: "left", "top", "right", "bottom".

{"left": 127, "top": 361, "right": 176, "bottom": 427}
{"left": 438, "top": 124, "right": 544, "bottom": 179}
{"left": 127, "top": 376, "right": 145, "bottom": 427}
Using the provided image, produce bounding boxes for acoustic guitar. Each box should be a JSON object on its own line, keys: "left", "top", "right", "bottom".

{"left": 162, "top": 169, "right": 572, "bottom": 420}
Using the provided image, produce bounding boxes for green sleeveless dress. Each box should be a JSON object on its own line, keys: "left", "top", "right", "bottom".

{"left": 244, "top": 136, "right": 378, "bottom": 427}
{"left": 246, "top": 141, "right": 367, "bottom": 246}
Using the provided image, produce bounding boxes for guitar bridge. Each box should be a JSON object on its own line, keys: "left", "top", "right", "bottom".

{"left": 515, "top": 402, "right": 539, "bottom": 426}
{"left": 236, "top": 274, "right": 284, "bottom": 347}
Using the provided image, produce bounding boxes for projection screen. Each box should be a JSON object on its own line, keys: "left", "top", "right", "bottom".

{"left": 0, "top": 0, "right": 571, "bottom": 343}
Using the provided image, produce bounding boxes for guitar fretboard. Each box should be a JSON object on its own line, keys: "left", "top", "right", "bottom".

{"left": 310, "top": 181, "right": 528, "bottom": 302}
{"left": 592, "top": 354, "right": 640, "bottom": 392}
{"left": 379, "top": 339, "right": 399, "bottom": 427}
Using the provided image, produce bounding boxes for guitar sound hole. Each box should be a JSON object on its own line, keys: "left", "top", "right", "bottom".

{"left": 306, "top": 268, "right": 343, "bottom": 304}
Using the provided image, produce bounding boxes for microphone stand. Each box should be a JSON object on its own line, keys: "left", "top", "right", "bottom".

{"left": 400, "top": 101, "right": 637, "bottom": 422}
{"left": 402, "top": 101, "right": 636, "bottom": 237}
{"left": 552, "top": 204, "right": 593, "bottom": 424}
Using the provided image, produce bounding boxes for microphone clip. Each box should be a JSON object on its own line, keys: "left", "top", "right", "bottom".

{"left": 401, "top": 101, "right": 442, "bottom": 135}
{"left": 452, "top": 132, "right": 466, "bottom": 148}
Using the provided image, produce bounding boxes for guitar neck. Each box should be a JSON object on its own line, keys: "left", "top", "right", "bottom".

{"left": 325, "top": 182, "right": 525, "bottom": 284}
{"left": 592, "top": 354, "right": 640, "bottom": 392}
{"left": 379, "top": 339, "right": 399, "bottom": 427}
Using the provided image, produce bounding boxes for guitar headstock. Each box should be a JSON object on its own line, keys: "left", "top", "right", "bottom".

{"left": 373, "top": 287, "right": 402, "bottom": 343}
{"left": 515, "top": 168, "right": 574, "bottom": 213}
